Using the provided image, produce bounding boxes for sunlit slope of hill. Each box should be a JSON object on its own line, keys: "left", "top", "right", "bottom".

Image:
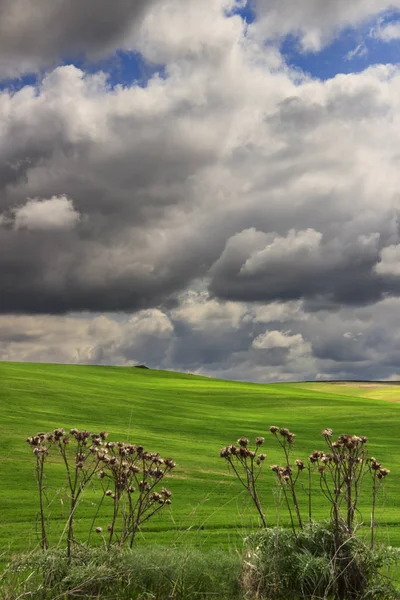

{"left": 1, "top": 362, "right": 400, "bottom": 554}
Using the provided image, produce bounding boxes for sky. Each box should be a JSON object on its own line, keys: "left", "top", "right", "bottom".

{"left": 1, "top": 0, "right": 400, "bottom": 382}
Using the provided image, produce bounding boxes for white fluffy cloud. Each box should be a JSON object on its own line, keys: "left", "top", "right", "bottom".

{"left": 11, "top": 196, "right": 81, "bottom": 230}
{"left": 375, "top": 244, "right": 400, "bottom": 276}
{"left": 252, "top": 330, "right": 305, "bottom": 350}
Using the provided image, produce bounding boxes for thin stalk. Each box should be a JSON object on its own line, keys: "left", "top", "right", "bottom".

{"left": 279, "top": 478, "right": 296, "bottom": 535}
{"left": 36, "top": 454, "right": 48, "bottom": 550}
{"left": 108, "top": 488, "right": 120, "bottom": 549}
{"left": 346, "top": 457, "right": 353, "bottom": 534}
{"left": 371, "top": 471, "right": 378, "bottom": 550}
{"left": 278, "top": 437, "right": 303, "bottom": 529}
{"left": 248, "top": 466, "right": 267, "bottom": 528}
{"left": 308, "top": 464, "right": 312, "bottom": 524}
{"left": 87, "top": 488, "right": 106, "bottom": 544}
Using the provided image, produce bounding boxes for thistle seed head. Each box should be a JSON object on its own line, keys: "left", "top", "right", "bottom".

{"left": 322, "top": 428, "right": 333, "bottom": 437}
{"left": 237, "top": 437, "right": 249, "bottom": 448}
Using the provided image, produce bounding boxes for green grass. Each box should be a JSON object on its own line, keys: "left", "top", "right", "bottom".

{"left": 1, "top": 361, "right": 400, "bottom": 558}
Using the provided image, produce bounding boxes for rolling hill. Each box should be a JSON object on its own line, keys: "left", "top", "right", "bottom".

{"left": 1, "top": 361, "right": 399, "bottom": 555}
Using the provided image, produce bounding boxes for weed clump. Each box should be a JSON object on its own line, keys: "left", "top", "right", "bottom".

{"left": 220, "top": 427, "right": 393, "bottom": 600}
{"left": 26, "top": 427, "right": 175, "bottom": 556}
{"left": 242, "top": 522, "right": 399, "bottom": 600}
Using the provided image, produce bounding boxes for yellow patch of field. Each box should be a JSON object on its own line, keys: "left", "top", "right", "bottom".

{"left": 295, "top": 382, "right": 400, "bottom": 402}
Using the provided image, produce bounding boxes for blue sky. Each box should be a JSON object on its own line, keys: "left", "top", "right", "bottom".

{"left": 282, "top": 13, "right": 400, "bottom": 80}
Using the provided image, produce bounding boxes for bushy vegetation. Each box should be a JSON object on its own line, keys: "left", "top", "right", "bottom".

{"left": 1, "top": 546, "right": 242, "bottom": 600}
{"left": 242, "top": 523, "right": 400, "bottom": 600}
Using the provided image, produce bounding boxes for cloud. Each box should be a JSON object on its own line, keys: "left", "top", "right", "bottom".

{"left": 375, "top": 244, "right": 400, "bottom": 276}
{"left": 371, "top": 20, "right": 400, "bottom": 42}
{"left": 252, "top": 329, "right": 305, "bottom": 350}
{"left": 209, "top": 227, "right": 388, "bottom": 306}
{"left": 239, "top": 228, "right": 322, "bottom": 275}
{"left": 9, "top": 196, "right": 81, "bottom": 230}
{"left": 1, "top": 44, "right": 400, "bottom": 315}
{"left": 0, "top": 0, "right": 156, "bottom": 79}
{"left": 0, "top": 309, "right": 173, "bottom": 366}
{"left": 345, "top": 43, "right": 368, "bottom": 61}
{"left": 253, "top": 0, "right": 400, "bottom": 51}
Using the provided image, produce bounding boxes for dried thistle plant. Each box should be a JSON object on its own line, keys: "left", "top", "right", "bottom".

{"left": 53, "top": 429, "right": 106, "bottom": 556}
{"left": 269, "top": 426, "right": 303, "bottom": 532}
{"left": 26, "top": 427, "right": 175, "bottom": 555}
{"left": 220, "top": 436, "right": 267, "bottom": 527}
{"left": 368, "top": 456, "right": 390, "bottom": 549}
{"left": 26, "top": 432, "right": 54, "bottom": 549}
{"left": 97, "top": 442, "right": 175, "bottom": 548}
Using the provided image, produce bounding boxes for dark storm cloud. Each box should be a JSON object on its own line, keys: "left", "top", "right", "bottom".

{"left": 208, "top": 228, "right": 400, "bottom": 307}
{"left": 0, "top": 0, "right": 156, "bottom": 77}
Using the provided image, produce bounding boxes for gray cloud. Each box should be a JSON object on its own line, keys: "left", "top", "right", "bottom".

{"left": 0, "top": 0, "right": 156, "bottom": 78}
{"left": 209, "top": 227, "right": 400, "bottom": 307}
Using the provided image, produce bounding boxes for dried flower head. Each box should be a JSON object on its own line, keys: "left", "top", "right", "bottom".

{"left": 95, "top": 527, "right": 102, "bottom": 534}
{"left": 322, "top": 428, "right": 333, "bottom": 437}
{"left": 255, "top": 437, "right": 265, "bottom": 446}
{"left": 238, "top": 437, "right": 249, "bottom": 448}
{"left": 220, "top": 447, "right": 229, "bottom": 458}
{"left": 287, "top": 433, "right": 295, "bottom": 445}
{"left": 269, "top": 426, "right": 279, "bottom": 434}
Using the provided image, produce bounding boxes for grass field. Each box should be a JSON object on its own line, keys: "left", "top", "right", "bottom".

{"left": 1, "top": 361, "right": 400, "bottom": 559}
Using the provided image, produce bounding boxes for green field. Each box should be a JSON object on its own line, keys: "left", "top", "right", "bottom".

{"left": 1, "top": 362, "right": 400, "bottom": 557}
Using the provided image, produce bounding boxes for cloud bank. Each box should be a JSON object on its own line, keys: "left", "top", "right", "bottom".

{"left": 2, "top": 0, "right": 400, "bottom": 381}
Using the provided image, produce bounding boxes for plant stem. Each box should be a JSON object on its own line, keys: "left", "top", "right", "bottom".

{"left": 371, "top": 471, "right": 377, "bottom": 550}
{"left": 37, "top": 454, "right": 48, "bottom": 550}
